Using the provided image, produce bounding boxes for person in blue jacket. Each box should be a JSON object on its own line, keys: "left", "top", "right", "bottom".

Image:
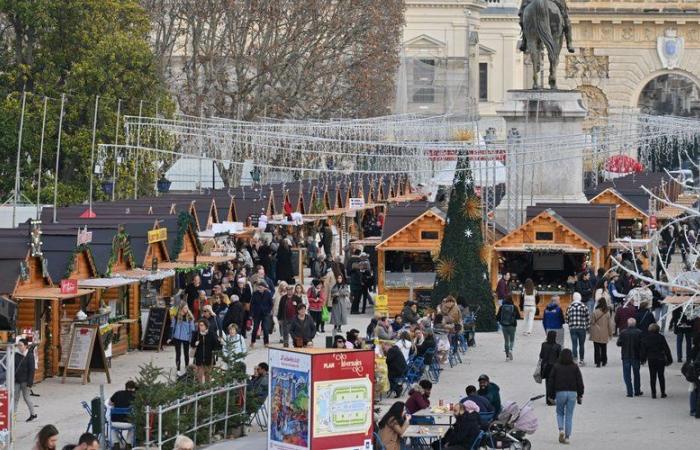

{"left": 543, "top": 296, "right": 566, "bottom": 346}
{"left": 250, "top": 281, "right": 273, "bottom": 348}
{"left": 169, "top": 302, "right": 195, "bottom": 373}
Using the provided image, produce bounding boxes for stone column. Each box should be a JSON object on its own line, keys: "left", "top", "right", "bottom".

{"left": 495, "top": 89, "right": 588, "bottom": 229}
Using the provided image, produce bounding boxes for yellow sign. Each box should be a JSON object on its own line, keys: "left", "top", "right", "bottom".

{"left": 147, "top": 228, "right": 168, "bottom": 244}
{"left": 375, "top": 294, "right": 388, "bottom": 308}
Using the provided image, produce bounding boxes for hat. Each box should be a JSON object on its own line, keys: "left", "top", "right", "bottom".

{"left": 477, "top": 374, "right": 489, "bottom": 382}
{"left": 463, "top": 400, "right": 480, "bottom": 414}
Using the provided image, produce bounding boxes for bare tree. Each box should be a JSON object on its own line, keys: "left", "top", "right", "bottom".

{"left": 143, "top": 0, "right": 405, "bottom": 120}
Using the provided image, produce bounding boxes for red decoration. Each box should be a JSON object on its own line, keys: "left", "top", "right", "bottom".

{"left": 603, "top": 155, "right": 644, "bottom": 174}
{"left": 60, "top": 279, "right": 78, "bottom": 295}
{"left": 79, "top": 208, "right": 97, "bottom": 218}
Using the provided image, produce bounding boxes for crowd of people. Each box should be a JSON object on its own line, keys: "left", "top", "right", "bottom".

{"left": 30, "top": 425, "right": 195, "bottom": 450}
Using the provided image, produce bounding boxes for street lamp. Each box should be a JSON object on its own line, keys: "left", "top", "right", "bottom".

{"left": 464, "top": 9, "right": 472, "bottom": 116}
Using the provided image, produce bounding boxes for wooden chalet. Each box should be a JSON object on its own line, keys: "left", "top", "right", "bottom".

{"left": 376, "top": 202, "right": 445, "bottom": 315}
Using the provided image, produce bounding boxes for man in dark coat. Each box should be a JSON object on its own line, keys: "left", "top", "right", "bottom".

{"left": 185, "top": 274, "right": 202, "bottom": 311}
{"left": 617, "top": 317, "right": 643, "bottom": 397}
{"left": 290, "top": 304, "right": 316, "bottom": 348}
{"left": 14, "top": 339, "right": 36, "bottom": 421}
{"left": 275, "top": 239, "right": 295, "bottom": 285}
{"left": 278, "top": 286, "right": 303, "bottom": 347}
{"left": 222, "top": 294, "right": 246, "bottom": 338}
{"left": 384, "top": 342, "right": 408, "bottom": 397}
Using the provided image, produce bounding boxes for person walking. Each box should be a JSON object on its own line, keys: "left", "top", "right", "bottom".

{"left": 290, "top": 304, "right": 317, "bottom": 348}
{"left": 576, "top": 272, "right": 595, "bottom": 319}
{"left": 547, "top": 349, "right": 584, "bottom": 445}
{"left": 589, "top": 298, "right": 615, "bottom": 368}
{"left": 222, "top": 294, "right": 246, "bottom": 339}
{"left": 617, "top": 317, "right": 643, "bottom": 397}
{"left": 169, "top": 302, "right": 195, "bottom": 374}
{"left": 496, "top": 295, "right": 520, "bottom": 361}
{"left": 671, "top": 307, "right": 694, "bottom": 363}
{"left": 542, "top": 296, "right": 566, "bottom": 346}
{"left": 276, "top": 238, "right": 295, "bottom": 285}
{"left": 307, "top": 279, "right": 326, "bottom": 332}
{"left": 635, "top": 301, "right": 656, "bottom": 336}
{"left": 14, "top": 338, "right": 37, "bottom": 422}
{"left": 277, "top": 285, "right": 302, "bottom": 347}
{"left": 330, "top": 274, "right": 351, "bottom": 333}
{"left": 614, "top": 300, "right": 637, "bottom": 335}
{"left": 566, "top": 292, "right": 590, "bottom": 365}
{"left": 539, "top": 330, "right": 562, "bottom": 405}
{"left": 190, "top": 319, "right": 219, "bottom": 383}
{"left": 522, "top": 278, "right": 538, "bottom": 335}
{"left": 250, "top": 282, "right": 273, "bottom": 348}
{"left": 640, "top": 323, "right": 673, "bottom": 398}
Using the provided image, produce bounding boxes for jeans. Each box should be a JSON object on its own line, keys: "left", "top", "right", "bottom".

{"left": 569, "top": 329, "right": 586, "bottom": 361}
{"left": 14, "top": 382, "right": 35, "bottom": 416}
{"left": 173, "top": 338, "right": 190, "bottom": 370}
{"left": 677, "top": 333, "right": 692, "bottom": 361}
{"left": 593, "top": 342, "right": 607, "bottom": 366}
{"left": 523, "top": 306, "right": 536, "bottom": 333}
{"left": 691, "top": 386, "right": 699, "bottom": 417}
{"left": 501, "top": 325, "right": 516, "bottom": 354}
{"left": 251, "top": 315, "right": 271, "bottom": 344}
{"left": 555, "top": 391, "right": 577, "bottom": 438}
{"left": 622, "top": 359, "right": 641, "bottom": 396}
{"left": 648, "top": 358, "right": 666, "bottom": 396}
{"left": 545, "top": 328, "right": 565, "bottom": 346}
{"left": 585, "top": 300, "right": 595, "bottom": 319}
{"left": 280, "top": 320, "right": 292, "bottom": 347}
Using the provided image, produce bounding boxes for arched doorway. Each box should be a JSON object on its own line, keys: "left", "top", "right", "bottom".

{"left": 637, "top": 73, "right": 700, "bottom": 117}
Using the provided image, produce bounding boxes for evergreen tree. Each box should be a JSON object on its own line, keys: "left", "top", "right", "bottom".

{"left": 431, "top": 155, "right": 497, "bottom": 331}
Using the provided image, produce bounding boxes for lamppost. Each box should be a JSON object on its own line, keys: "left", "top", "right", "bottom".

{"left": 464, "top": 9, "right": 472, "bottom": 117}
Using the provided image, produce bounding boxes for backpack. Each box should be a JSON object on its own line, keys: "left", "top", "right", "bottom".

{"left": 681, "top": 354, "right": 700, "bottom": 383}
{"left": 499, "top": 304, "right": 516, "bottom": 327}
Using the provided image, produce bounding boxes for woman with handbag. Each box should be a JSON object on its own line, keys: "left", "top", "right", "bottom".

{"left": 539, "top": 330, "right": 562, "bottom": 404}
{"left": 330, "top": 274, "right": 351, "bottom": 333}
{"left": 522, "top": 278, "right": 538, "bottom": 335}
{"left": 640, "top": 323, "right": 673, "bottom": 398}
{"left": 589, "top": 298, "right": 615, "bottom": 368}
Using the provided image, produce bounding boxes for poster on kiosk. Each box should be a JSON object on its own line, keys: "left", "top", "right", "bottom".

{"left": 268, "top": 347, "right": 375, "bottom": 450}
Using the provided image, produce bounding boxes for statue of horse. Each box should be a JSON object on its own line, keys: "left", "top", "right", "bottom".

{"left": 522, "top": 0, "right": 565, "bottom": 89}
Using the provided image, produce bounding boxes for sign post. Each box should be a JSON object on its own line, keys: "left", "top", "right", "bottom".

{"left": 61, "top": 325, "right": 111, "bottom": 384}
{"left": 147, "top": 227, "right": 167, "bottom": 244}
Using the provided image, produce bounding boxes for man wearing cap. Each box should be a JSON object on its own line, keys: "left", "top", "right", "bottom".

{"left": 477, "top": 374, "right": 502, "bottom": 415}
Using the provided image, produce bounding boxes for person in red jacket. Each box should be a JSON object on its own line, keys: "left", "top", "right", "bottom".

{"left": 615, "top": 300, "right": 637, "bottom": 334}
{"left": 405, "top": 379, "right": 433, "bottom": 415}
{"left": 307, "top": 279, "right": 326, "bottom": 332}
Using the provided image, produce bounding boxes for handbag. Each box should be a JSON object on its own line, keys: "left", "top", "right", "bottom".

{"left": 533, "top": 359, "right": 543, "bottom": 384}
{"left": 321, "top": 306, "right": 330, "bottom": 323}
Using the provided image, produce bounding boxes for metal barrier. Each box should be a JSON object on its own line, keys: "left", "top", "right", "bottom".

{"left": 145, "top": 382, "right": 246, "bottom": 449}
{"left": 0, "top": 344, "right": 15, "bottom": 450}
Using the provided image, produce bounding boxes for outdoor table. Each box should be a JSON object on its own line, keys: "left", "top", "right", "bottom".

{"left": 413, "top": 407, "right": 455, "bottom": 425}
{"left": 402, "top": 424, "right": 449, "bottom": 449}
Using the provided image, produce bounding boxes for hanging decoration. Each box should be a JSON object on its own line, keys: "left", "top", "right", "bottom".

{"left": 436, "top": 258, "right": 456, "bottom": 281}
{"left": 106, "top": 226, "right": 135, "bottom": 276}
{"left": 64, "top": 244, "right": 99, "bottom": 278}
{"left": 463, "top": 196, "right": 481, "bottom": 220}
{"left": 171, "top": 211, "right": 203, "bottom": 260}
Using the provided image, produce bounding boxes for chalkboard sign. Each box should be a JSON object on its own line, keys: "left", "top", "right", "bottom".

{"left": 142, "top": 307, "right": 168, "bottom": 351}
{"left": 62, "top": 324, "right": 111, "bottom": 385}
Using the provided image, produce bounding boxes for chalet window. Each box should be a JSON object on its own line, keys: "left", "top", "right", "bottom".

{"left": 535, "top": 231, "right": 554, "bottom": 241}
{"left": 421, "top": 230, "right": 439, "bottom": 240}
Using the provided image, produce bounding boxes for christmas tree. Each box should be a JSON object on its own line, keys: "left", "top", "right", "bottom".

{"left": 431, "top": 155, "right": 497, "bottom": 331}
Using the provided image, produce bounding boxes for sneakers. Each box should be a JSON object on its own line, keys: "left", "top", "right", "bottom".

{"left": 578, "top": 360, "right": 585, "bottom": 367}
{"left": 559, "top": 431, "right": 565, "bottom": 443}
{"left": 26, "top": 414, "right": 37, "bottom": 422}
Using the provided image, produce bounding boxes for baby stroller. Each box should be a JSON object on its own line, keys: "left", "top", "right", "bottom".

{"left": 485, "top": 394, "right": 543, "bottom": 449}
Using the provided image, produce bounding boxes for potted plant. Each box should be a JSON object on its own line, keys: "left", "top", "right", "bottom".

{"left": 157, "top": 176, "right": 172, "bottom": 193}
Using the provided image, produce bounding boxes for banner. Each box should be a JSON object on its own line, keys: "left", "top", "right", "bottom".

{"left": 348, "top": 198, "right": 365, "bottom": 210}
{"left": 77, "top": 226, "right": 92, "bottom": 246}
{"left": 147, "top": 228, "right": 168, "bottom": 244}
{"left": 268, "top": 349, "right": 312, "bottom": 450}
{"left": 60, "top": 279, "right": 78, "bottom": 295}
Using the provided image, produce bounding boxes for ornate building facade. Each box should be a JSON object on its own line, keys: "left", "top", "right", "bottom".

{"left": 558, "top": 1, "right": 700, "bottom": 119}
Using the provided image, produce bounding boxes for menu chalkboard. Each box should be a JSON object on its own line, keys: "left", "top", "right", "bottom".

{"left": 142, "top": 307, "right": 168, "bottom": 350}
{"left": 62, "top": 324, "right": 111, "bottom": 385}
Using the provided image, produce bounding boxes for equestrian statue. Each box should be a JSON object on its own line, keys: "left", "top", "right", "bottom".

{"left": 518, "top": 0, "right": 575, "bottom": 89}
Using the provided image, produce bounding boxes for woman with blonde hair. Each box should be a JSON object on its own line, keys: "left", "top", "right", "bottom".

{"left": 272, "top": 281, "right": 289, "bottom": 342}
{"left": 169, "top": 302, "right": 195, "bottom": 373}
{"left": 294, "top": 283, "right": 307, "bottom": 306}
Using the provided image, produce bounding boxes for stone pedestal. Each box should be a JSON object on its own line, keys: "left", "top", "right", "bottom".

{"left": 495, "top": 90, "right": 588, "bottom": 230}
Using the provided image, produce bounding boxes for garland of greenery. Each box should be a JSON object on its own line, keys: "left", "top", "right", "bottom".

{"left": 171, "top": 212, "right": 203, "bottom": 260}
{"left": 106, "top": 230, "right": 135, "bottom": 276}
{"left": 64, "top": 244, "right": 99, "bottom": 278}
{"left": 311, "top": 198, "right": 325, "bottom": 214}
{"left": 174, "top": 263, "right": 209, "bottom": 274}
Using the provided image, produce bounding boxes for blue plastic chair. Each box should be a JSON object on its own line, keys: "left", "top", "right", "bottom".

{"left": 108, "top": 407, "right": 135, "bottom": 448}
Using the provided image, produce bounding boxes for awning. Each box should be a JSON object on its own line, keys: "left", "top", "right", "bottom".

{"left": 494, "top": 246, "right": 590, "bottom": 254}
{"left": 351, "top": 237, "right": 382, "bottom": 246}
{"left": 113, "top": 268, "right": 176, "bottom": 282}
{"left": 159, "top": 261, "right": 200, "bottom": 270}
{"left": 78, "top": 277, "right": 138, "bottom": 289}
{"left": 175, "top": 255, "right": 236, "bottom": 264}
{"left": 13, "top": 287, "right": 95, "bottom": 300}
{"left": 608, "top": 238, "right": 651, "bottom": 249}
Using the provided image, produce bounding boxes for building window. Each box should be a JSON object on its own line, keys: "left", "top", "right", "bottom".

{"left": 479, "top": 63, "right": 488, "bottom": 101}
{"left": 421, "top": 230, "right": 439, "bottom": 240}
{"left": 412, "top": 59, "right": 436, "bottom": 103}
{"left": 535, "top": 231, "right": 554, "bottom": 241}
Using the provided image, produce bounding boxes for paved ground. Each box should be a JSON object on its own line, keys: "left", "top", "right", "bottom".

{"left": 16, "top": 310, "right": 698, "bottom": 449}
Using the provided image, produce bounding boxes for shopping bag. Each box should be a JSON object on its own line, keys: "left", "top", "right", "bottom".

{"left": 321, "top": 306, "right": 330, "bottom": 323}
{"left": 533, "top": 359, "right": 543, "bottom": 384}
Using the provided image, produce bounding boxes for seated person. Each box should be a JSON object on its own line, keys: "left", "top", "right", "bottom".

{"left": 431, "top": 401, "right": 481, "bottom": 449}
{"left": 477, "top": 374, "right": 502, "bottom": 415}
{"left": 416, "top": 329, "right": 437, "bottom": 365}
{"left": 247, "top": 363, "right": 269, "bottom": 405}
{"left": 406, "top": 379, "right": 432, "bottom": 415}
{"left": 375, "top": 316, "right": 394, "bottom": 340}
{"left": 459, "top": 385, "right": 494, "bottom": 413}
{"left": 109, "top": 380, "right": 137, "bottom": 445}
{"left": 391, "top": 315, "right": 404, "bottom": 333}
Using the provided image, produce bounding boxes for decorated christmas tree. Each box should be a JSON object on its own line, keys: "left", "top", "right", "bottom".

{"left": 431, "top": 155, "right": 497, "bottom": 331}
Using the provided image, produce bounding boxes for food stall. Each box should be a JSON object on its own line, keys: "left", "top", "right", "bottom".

{"left": 376, "top": 204, "right": 445, "bottom": 314}
{"left": 268, "top": 346, "right": 374, "bottom": 450}
{"left": 492, "top": 207, "right": 612, "bottom": 313}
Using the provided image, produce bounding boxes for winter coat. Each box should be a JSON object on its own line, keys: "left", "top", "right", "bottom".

{"left": 477, "top": 383, "right": 502, "bottom": 415}
{"left": 589, "top": 309, "right": 614, "bottom": 344}
{"left": 277, "top": 295, "right": 302, "bottom": 322}
{"left": 290, "top": 315, "right": 317, "bottom": 346}
{"left": 615, "top": 304, "right": 637, "bottom": 331}
{"left": 376, "top": 323, "right": 393, "bottom": 340}
{"left": 443, "top": 412, "right": 481, "bottom": 449}
{"left": 547, "top": 363, "right": 584, "bottom": 397}
{"left": 401, "top": 304, "right": 419, "bottom": 325}
{"left": 640, "top": 332, "right": 672, "bottom": 364}
{"left": 276, "top": 245, "right": 295, "bottom": 284}
{"left": 405, "top": 384, "right": 430, "bottom": 414}
{"left": 222, "top": 301, "right": 245, "bottom": 334}
{"left": 379, "top": 416, "right": 409, "bottom": 450}
{"left": 566, "top": 302, "right": 590, "bottom": 330}
{"left": 635, "top": 307, "right": 656, "bottom": 334}
{"left": 222, "top": 333, "right": 247, "bottom": 357}
{"left": 539, "top": 342, "right": 561, "bottom": 379}
{"left": 441, "top": 302, "right": 462, "bottom": 326}
{"left": 14, "top": 350, "right": 35, "bottom": 385}
{"left": 191, "top": 331, "right": 219, "bottom": 366}
{"left": 576, "top": 279, "right": 594, "bottom": 301}
{"left": 330, "top": 283, "right": 351, "bottom": 326}
{"left": 250, "top": 290, "right": 273, "bottom": 319}
{"left": 617, "top": 327, "right": 642, "bottom": 360}
{"left": 307, "top": 287, "right": 326, "bottom": 312}
{"left": 386, "top": 345, "right": 408, "bottom": 379}
{"left": 171, "top": 318, "right": 195, "bottom": 342}
{"left": 542, "top": 303, "right": 565, "bottom": 330}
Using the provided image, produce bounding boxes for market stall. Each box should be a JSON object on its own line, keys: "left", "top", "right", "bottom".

{"left": 268, "top": 346, "right": 374, "bottom": 450}
{"left": 376, "top": 204, "right": 445, "bottom": 314}
{"left": 492, "top": 207, "right": 612, "bottom": 313}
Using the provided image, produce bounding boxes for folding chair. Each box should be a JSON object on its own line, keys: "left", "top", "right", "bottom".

{"left": 254, "top": 401, "right": 269, "bottom": 431}
{"left": 81, "top": 401, "right": 93, "bottom": 433}
{"left": 108, "top": 407, "right": 135, "bottom": 449}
